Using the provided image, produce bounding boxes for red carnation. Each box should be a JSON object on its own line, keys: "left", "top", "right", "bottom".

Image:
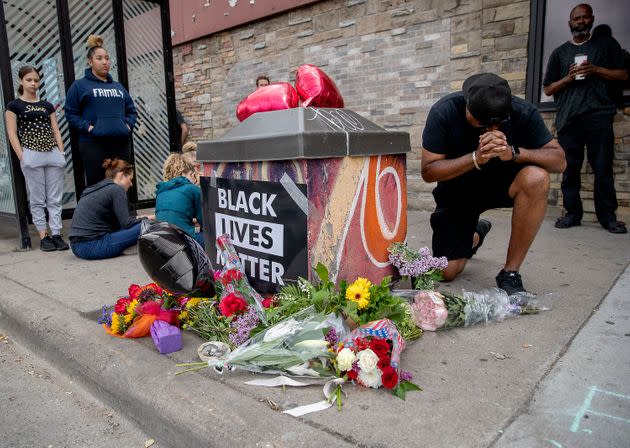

{"left": 262, "top": 296, "right": 274, "bottom": 308}
{"left": 347, "top": 369, "right": 358, "bottom": 381}
{"left": 114, "top": 297, "right": 131, "bottom": 314}
{"left": 369, "top": 338, "right": 391, "bottom": 358}
{"left": 377, "top": 356, "right": 391, "bottom": 370}
{"left": 381, "top": 366, "right": 399, "bottom": 390}
{"left": 218, "top": 293, "right": 248, "bottom": 317}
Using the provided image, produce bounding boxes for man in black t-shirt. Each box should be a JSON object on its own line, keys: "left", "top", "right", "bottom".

{"left": 422, "top": 73, "right": 566, "bottom": 295}
{"left": 543, "top": 3, "right": 628, "bottom": 234}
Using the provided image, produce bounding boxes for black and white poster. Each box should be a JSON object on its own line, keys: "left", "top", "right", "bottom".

{"left": 200, "top": 177, "right": 308, "bottom": 293}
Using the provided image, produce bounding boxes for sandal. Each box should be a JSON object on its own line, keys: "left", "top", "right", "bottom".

{"left": 469, "top": 219, "right": 492, "bottom": 259}
{"left": 604, "top": 221, "right": 627, "bottom": 234}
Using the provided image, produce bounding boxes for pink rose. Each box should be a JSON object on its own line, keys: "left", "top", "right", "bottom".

{"left": 411, "top": 291, "right": 448, "bottom": 331}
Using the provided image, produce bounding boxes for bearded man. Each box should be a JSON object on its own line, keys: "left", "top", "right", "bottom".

{"left": 543, "top": 3, "right": 629, "bottom": 233}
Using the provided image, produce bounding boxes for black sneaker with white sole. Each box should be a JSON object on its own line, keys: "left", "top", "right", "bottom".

{"left": 495, "top": 270, "right": 526, "bottom": 296}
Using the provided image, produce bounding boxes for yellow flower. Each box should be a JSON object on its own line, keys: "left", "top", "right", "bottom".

{"left": 126, "top": 299, "right": 139, "bottom": 315}
{"left": 124, "top": 313, "right": 134, "bottom": 324}
{"left": 346, "top": 277, "right": 372, "bottom": 309}
{"left": 185, "top": 297, "right": 202, "bottom": 309}
{"left": 110, "top": 313, "right": 123, "bottom": 334}
{"left": 179, "top": 310, "right": 189, "bottom": 321}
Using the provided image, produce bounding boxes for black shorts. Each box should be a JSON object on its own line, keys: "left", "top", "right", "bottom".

{"left": 430, "top": 164, "right": 522, "bottom": 260}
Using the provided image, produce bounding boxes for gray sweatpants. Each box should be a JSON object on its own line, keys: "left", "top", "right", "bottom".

{"left": 20, "top": 148, "right": 66, "bottom": 234}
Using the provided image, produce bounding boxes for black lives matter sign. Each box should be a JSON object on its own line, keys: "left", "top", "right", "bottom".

{"left": 201, "top": 177, "right": 308, "bottom": 293}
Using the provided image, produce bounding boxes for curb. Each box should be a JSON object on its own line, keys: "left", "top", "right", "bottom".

{"left": 0, "top": 273, "right": 354, "bottom": 448}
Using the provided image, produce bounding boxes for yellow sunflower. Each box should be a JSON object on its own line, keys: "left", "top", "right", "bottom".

{"left": 110, "top": 313, "right": 123, "bottom": 334}
{"left": 126, "top": 299, "right": 139, "bottom": 315}
{"left": 346, "top": 277, "right": 372, "bottom": 309}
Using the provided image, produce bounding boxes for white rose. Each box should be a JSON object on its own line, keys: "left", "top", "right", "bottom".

{"left": 357, "top": 349, "right": 379, "bottom": 373}
{"left": 336, "top": 348, "right": 356, "bottom": 372}
{"left": 358, "top": 367, "right": 382, "bottom": 388}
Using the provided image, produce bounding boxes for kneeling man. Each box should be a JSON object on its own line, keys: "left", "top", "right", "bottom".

{"left": 421, "top": 73, "right": 566, "bottom": 294}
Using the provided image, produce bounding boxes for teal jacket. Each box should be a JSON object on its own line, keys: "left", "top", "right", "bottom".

{"left": 155, "top": 177, "right": 202, "bottom": 237}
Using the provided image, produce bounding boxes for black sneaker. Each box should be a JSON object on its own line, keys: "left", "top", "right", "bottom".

{"left": 51, "top": 234, "right": 70, "bottom": 251}
{"left": 555, "top": 215, "right": 581, "bottom": 229}
{"left": 495, "top": 270, "right": 526, "bottom": 296}
{"left": 40, "top": 236, "right": 56, "bottom": 252}
{"left": 468, "top": 219, "right": 492, "bottom": 259}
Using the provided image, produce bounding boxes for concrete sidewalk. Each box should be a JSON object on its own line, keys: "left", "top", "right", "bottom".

{"left": 0, "top": 209, "right": 629, "bottom": 447}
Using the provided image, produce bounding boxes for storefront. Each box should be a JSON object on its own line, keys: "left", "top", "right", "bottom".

{"left": 0, "top": 0, "right": 177, "bottom": 249}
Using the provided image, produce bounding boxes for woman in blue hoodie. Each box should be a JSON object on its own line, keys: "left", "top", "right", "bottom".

{"left": 155, "top": 153, "right": 204, "bottom": 245}
{"left": 65, "top": 35, "right": 137, "bottom": 186}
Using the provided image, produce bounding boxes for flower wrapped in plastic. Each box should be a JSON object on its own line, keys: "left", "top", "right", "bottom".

{"left": 177, "top": 306, "right": 347, "bottom": 377}
{"left": 400, "top": 288, "right": 551, "bottom": 332}
{"left": 214, "top": 234, "right": 266, "bottom": 323}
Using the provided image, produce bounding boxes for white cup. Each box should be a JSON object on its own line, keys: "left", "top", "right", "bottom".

{"left": 574, "top": 54, "right": 587, "bottom": 80}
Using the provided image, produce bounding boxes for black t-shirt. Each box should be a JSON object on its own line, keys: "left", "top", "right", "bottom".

{"left": 543, "top": 34, "right": 624, "bottom": 132}
{"left": 422, "top": 92, "right": 553, "bottom": 207}
{"left": 5, "top": 98, "right": 57, "bottom": 151}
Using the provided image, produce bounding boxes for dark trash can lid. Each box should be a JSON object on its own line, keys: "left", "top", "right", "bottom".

{"left": 197, "top": 108, "right": 410, "bottom": 162}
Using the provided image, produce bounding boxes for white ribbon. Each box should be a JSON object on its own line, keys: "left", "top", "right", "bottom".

{"left": 245, "top": 376, "right": 346, "bottom": 416}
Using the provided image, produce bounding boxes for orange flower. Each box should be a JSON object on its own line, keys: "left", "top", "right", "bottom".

{"left": 128, "top": 283, "right": 164, "bottom": 301}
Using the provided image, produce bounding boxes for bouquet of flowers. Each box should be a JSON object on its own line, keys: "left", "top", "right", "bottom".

{"left": 98, "top": 283, "right": 181, "bottom": 338}
{"left": 409, "top": 288, "right": 550, "bottom": 331}
{"left": 333, "top": 319, "right": 420, "bottom": 400}
{"left": 388, "top": 242, "right": 447, "bottom": 290}
{"left": 177, "top": 306, "right": 342, "bottom": 377}
{"left": 271, "top": 264, "right": 422, "bottom": 342}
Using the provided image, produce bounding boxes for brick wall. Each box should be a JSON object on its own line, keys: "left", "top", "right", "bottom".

{"left": 172, "top": 0, "right": 630, "bottom": 221}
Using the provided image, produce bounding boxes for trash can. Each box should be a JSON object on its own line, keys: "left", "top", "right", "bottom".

{"left": 198, "top": 108, "right": 410, "bottom": 293}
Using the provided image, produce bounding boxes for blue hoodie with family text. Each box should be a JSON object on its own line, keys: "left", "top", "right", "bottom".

{"left": 64, "top": 69, "right": 137, "bottom": 142}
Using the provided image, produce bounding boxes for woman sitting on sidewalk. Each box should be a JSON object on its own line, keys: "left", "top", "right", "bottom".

{"left": 69, "top": 158, "right": 150, "bottom": 260}
{"left": 155, "top": 153, "right": 204, "bottom": 246}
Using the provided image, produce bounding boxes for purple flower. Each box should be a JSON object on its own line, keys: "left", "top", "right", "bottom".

{"left": 400, "top": 370, "right": 413, "bottom": 382}
{"left": 97, "top": 305, "right": 113, "bottom": 327}
{"left": 229, "top": 306, "right": 260, "bottom": 346}
{"left": 325, "top": 328, "right": 339, "bottom": 345}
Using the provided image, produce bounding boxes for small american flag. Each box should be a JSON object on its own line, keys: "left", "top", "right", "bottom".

{"left": 342, "top": 319, "right": 406, "bottom": 368}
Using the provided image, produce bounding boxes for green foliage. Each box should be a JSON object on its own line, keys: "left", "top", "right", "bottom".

{"left": 441, "top": 292, "right": 467, "bottom": 328}
{"left": 185, "top": 301, "right": 233, "bottom": 345}
{"left": 393, "top": 380, "right": 422, "bottom": 400}
{"left": 267, "top": 264, "right": 424, "bottom": 343}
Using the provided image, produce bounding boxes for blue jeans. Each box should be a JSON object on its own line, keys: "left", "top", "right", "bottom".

{"left": 71, "top": 223, "right": 141, "bottom": 260}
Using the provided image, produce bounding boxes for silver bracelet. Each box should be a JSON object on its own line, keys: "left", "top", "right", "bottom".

{"left": 471, "top": 151, "right": 481, "bottom": 170}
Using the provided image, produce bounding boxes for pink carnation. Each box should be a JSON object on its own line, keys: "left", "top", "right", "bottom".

{"left": 411, "top": 291, "right": 448, "bottom": 331}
